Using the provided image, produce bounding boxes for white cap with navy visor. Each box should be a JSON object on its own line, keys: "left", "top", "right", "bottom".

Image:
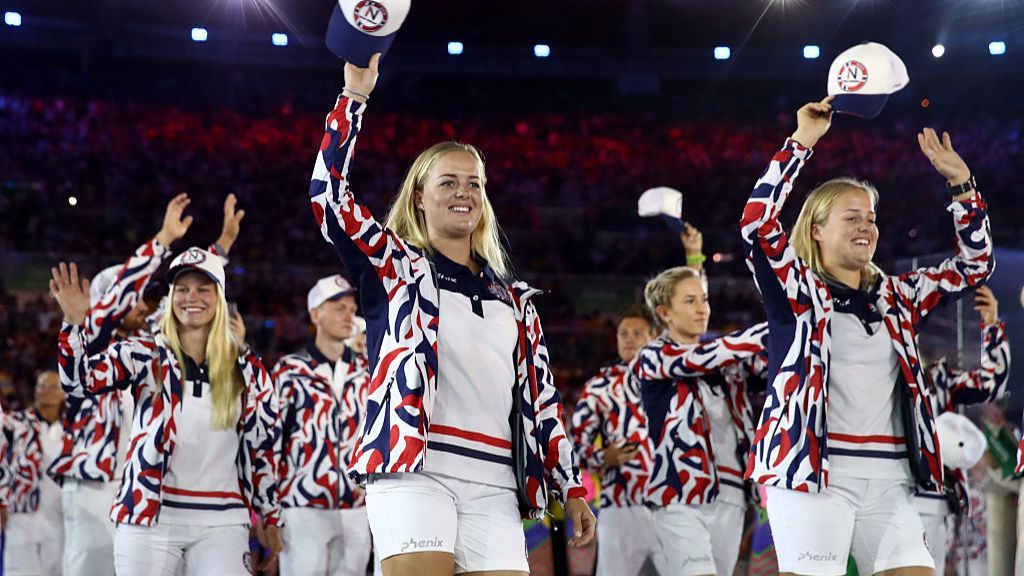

{"left": 326, "top": 0, "right": 411, "bottom": 67}
{"left": 638, "top": 186, "right": 685, "bottom": 233}
{"left": 827, "top": 42, "right": 909, "bottom": 119}
{"left": 166, "top": 247, "right": 226, "bottom": 288}
{"left": 308, "top": 275, "right": 356, "bottom": 312}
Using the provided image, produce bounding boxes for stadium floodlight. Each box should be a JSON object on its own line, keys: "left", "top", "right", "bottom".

{"left": 931, "top": 44, "right": 945, "bottom": 58}
{"left": 989, "top": 41, "right": 1006, "bottom": 56}
{"left": 714, "top": 46, "right": 731, "bottom": 60}
{"left": 272, "top": 33, "right": 288, "bottom": 47}
{"left": 191, "top": 27, "right": 208, "bottom": 42}
{"left": 68, "top": 196, "right": 78, "bottom": 207}
{"left": 447, "top": 41, "right": 464, "bottom": 55}
{"left": 4, "top": 12, "right": 22, "bottom": 26}
{"left": 533, "top": 44, "right": 551, "bottom": 58}
{"left": 803, "top": 45, "right": 820, "bottom": 59}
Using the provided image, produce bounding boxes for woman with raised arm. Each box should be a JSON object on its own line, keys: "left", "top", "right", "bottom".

{"left": 51, "top": 249, "right": 282, "bottom": 576}
{"left": 740, "top": 96, "right": 993, "bottom": 576}
{"left": 307, "top": 54, "right": 595, "bottom": 576}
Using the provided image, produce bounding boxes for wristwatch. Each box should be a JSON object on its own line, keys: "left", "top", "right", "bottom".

{"left": 946, "top": 175, "right": 977, "bottom": 196}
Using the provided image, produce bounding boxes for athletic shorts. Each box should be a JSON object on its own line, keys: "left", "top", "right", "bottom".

{"left": 766, "top": 477, "right": 935, "bottom": 576}
{"left": 365, "top": 472, "right": 529, "bottom": 574}
{"left": 652, "top": 502, "right": 718, "bottom": 576}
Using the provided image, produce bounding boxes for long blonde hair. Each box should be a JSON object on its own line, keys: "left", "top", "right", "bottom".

{"left": 160, "top": 282, "right": 243, "bottom": 430}
{"left": 791, "top": 177, "right": 883, "bottom": 289}
{"left": 384, "top": 142, "right": 511, "bottom": 277}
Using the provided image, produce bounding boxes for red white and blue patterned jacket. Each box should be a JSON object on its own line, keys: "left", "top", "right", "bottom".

{"left": 57, "top": 325, "right": 282, "bottom": 527}
{"left": 5, "top": 409, "right": 49, "bottom": 513}
{"left": 740, "top": 139, "right": 994, "bottom": 493}
{"left": 309, "top": 95, "right": 585, "bottom": 517}
{"left": 571, "top": 361, "right": 653, "bottom": 508}
{"left": 49, "top": 238, "right": 171, "bottom": 484}
{"left": 274, "top": 343, "right": 370, "bottom": 510}
{"left": 924, "top": 321, "right": 1009, "bottom": 510}
{"left": 634, "top": 323, "right": 768, "bottom": 506}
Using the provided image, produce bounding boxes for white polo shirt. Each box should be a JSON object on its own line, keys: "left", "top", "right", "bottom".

{"left": 159, "top": 356, "right": 249, "bottom": 526}
{"left": 697, "top": 380, "right": 746, "bottom": 506}
{"left": 422, "top": 254, "right": 518, "bottom": 489}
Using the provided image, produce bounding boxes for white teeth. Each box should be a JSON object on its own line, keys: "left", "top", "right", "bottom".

{"left": 450, "top": 206, "right": 470, "bottom": 213}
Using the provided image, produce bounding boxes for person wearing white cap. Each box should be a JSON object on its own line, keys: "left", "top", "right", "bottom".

{"left": 49, "top": 247, "right": 282, "bottom": 576}
{"left": 48, "top": 193, "right": 245, "bottom": 576}
{"left": 740, "top": 96, "right": 993, "bottom": 576}
{"left": 914, "top": 286, "right": 1009, "bottom": 573}
{"left": 273, "top": 275, "right": 377, "bottom": 576}
{"left": 307, "top": 55, "right": 595, "bottom": 576}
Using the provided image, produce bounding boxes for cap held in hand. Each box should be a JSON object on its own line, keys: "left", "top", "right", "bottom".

{"left": 638, "top": 186, "right": 684, "bottom": 233}
{"left": 827, "top": 42, "right": 909, "bottom": 119}
{"left": 326, "top": 0, "right": 411, "bottom": 67}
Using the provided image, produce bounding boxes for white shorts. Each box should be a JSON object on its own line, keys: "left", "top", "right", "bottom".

{"left": 365, "top": 472, "right": 529, "bottom": 574}
{"left": 914, "top": 494, "right": 950, "bottom": 573}
{"left": 709, "top": 499, "right": 746, "bottom": 576}
{"left": 114, "top": 523, "right": 251, "bottom": 576}
{"left": 5, "top": 510, "right": 63, "bottom": 576}
{"left": 595, "top": 506, "right": 665, "bottom": 576}
{"left": 652, "top": 502, "right": 717, "bottom": 576}
{"left": 766, "top": 477, "right": 935, "bottom": 576}
{"left": 62, "top": 478, "right": 118, "bottom": 576}
{"left": 280, "top": 506, "right": 373, "bottom": 576}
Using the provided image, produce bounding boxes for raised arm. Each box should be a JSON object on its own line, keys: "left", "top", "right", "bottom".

{"left": 899, "top": 129, "right": 994, "bottom": 326}
{"left": 930, "top": 288, "right": 1009, "bottom": 410}
{"left": 637, "top": 322, "right": 769, "bottom": 382}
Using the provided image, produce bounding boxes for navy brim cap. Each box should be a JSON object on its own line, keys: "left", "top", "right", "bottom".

{"left": 326, "top": 4, "right": 398, "bottom": 66}
{"left": 166, "top": 266, "right": 220, "bottom": 287}
{"left": 831, "top": 93, "right": 890, "bottom": 119}
{"left": 658, "top": 215, "right": 686, "bottom": 234}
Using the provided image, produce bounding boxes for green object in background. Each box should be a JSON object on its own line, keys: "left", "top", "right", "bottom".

{"left": 982, "top": 419, "right": 1018, "bottom": 479}
{"left": 847, "top": 555, "right": 859, "bottom": 576}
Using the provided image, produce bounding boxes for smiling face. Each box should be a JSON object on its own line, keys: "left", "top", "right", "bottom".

{"left": 812, "top": 187, "right": 879, "bottom": 275}
{"left": 415, "top": 150, "right": 486, "bottom": 242}
{"left": 171, "top": 272, "right": 219, "bottom": 330}
{"left": 657, "top": 277, "right": 711, "bottom": 342}
{"left": 35, "top": 370, "right": 65, "bottom": 410}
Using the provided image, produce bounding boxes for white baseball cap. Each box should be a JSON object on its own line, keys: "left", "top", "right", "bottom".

{"left": 166, "top": 247, "right": 226, "bottom": 288}
{"left": 827, "top": 42, "right": 909, "bottom": 119}
{"left": 936, "top": 412, "right": 986, "bottom": 470}
{"left": 638, "top": 187, "right": 684, "bottom": 233}
{"left": 307, "top": 275, "right": 356, "bottom": 312}
{"left": 326, "top": 0, "right": 411, "bottom": 67}
{"left": 90, "top": 265, "right": 122, "bottom": 307}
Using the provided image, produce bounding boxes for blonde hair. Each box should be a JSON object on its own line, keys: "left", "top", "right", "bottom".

{"left": 384, "top": 142, "right": 511, "bottom": 278}
{"left": 160, "top": 282, "right": 243, "bottom": 430}
{"left": 791, "top": 177, "right": 882, "bottom": 289}
{"left": 644, "top": 266, "right": 703, "bottom": 329}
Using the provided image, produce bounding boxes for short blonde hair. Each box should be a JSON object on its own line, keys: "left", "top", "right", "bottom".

{"left": 791, "top": 177, "right": 882, "bottom": 289}
{"left": 644, "top": 266, "right": 702, "bottom": 329}
{"left": 384, "top": 142, "right": 511, "bottom": 278}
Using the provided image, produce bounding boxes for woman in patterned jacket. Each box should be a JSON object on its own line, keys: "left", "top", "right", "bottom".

{"left": 740, "top": 96, "right": 993, "bottom": 576}
{"left": 308, "top": 55, "right": 595, "bottom": 576}
{"left": 51, "top": 248, "right": 282, "bottom": 576}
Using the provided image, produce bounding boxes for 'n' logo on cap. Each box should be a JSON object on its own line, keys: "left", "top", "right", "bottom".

{"left": 352, "top": 0, "right": 389, "bottom": 32}
{"left": 180, "top": 248, "right": 207, "bottom": 265}
{"left": 836, "top": 60, "right": 869, "bottom": 92}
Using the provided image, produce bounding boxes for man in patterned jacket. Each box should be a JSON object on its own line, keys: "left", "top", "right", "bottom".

{"left": 48, "top": 193, "right": 244, "bottom": 576}
{"left": 274, "top": 275, "right": 373, "bottom": 576}
{"left": 6, "top": 370, "right": 66, "bottom": 576}
{"left": 571, "top": 305, "right": 659, "bottom": 576}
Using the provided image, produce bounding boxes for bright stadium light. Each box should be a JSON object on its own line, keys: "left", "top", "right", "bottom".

{"left": 714, "top": 46, "right": 731, "bottom": 60}
{"left": 272, "top": 33, "right": 288, "bottom": 47}
{"left": 533, "top": 44, "right": 551, "bottom": 58}
{"left": 191, "top": 27, "right": 208, "bottom": 42}
{"left": 803, "top": 45, "right": 820, "bottom": 59}
{"left": 4, "top": 12, "right": 22, "bottom": 26}
{"left": 989, "top": 41, "right": 1006, "bottom": 55}
{"left": 931, "top": 44, "right": 945, "bottom": 58}
{"left": 447, "top": 41, "right": 464, "bottom": 55}
{"left": 68, "top": 196, "right": 78, "bottom": 206}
